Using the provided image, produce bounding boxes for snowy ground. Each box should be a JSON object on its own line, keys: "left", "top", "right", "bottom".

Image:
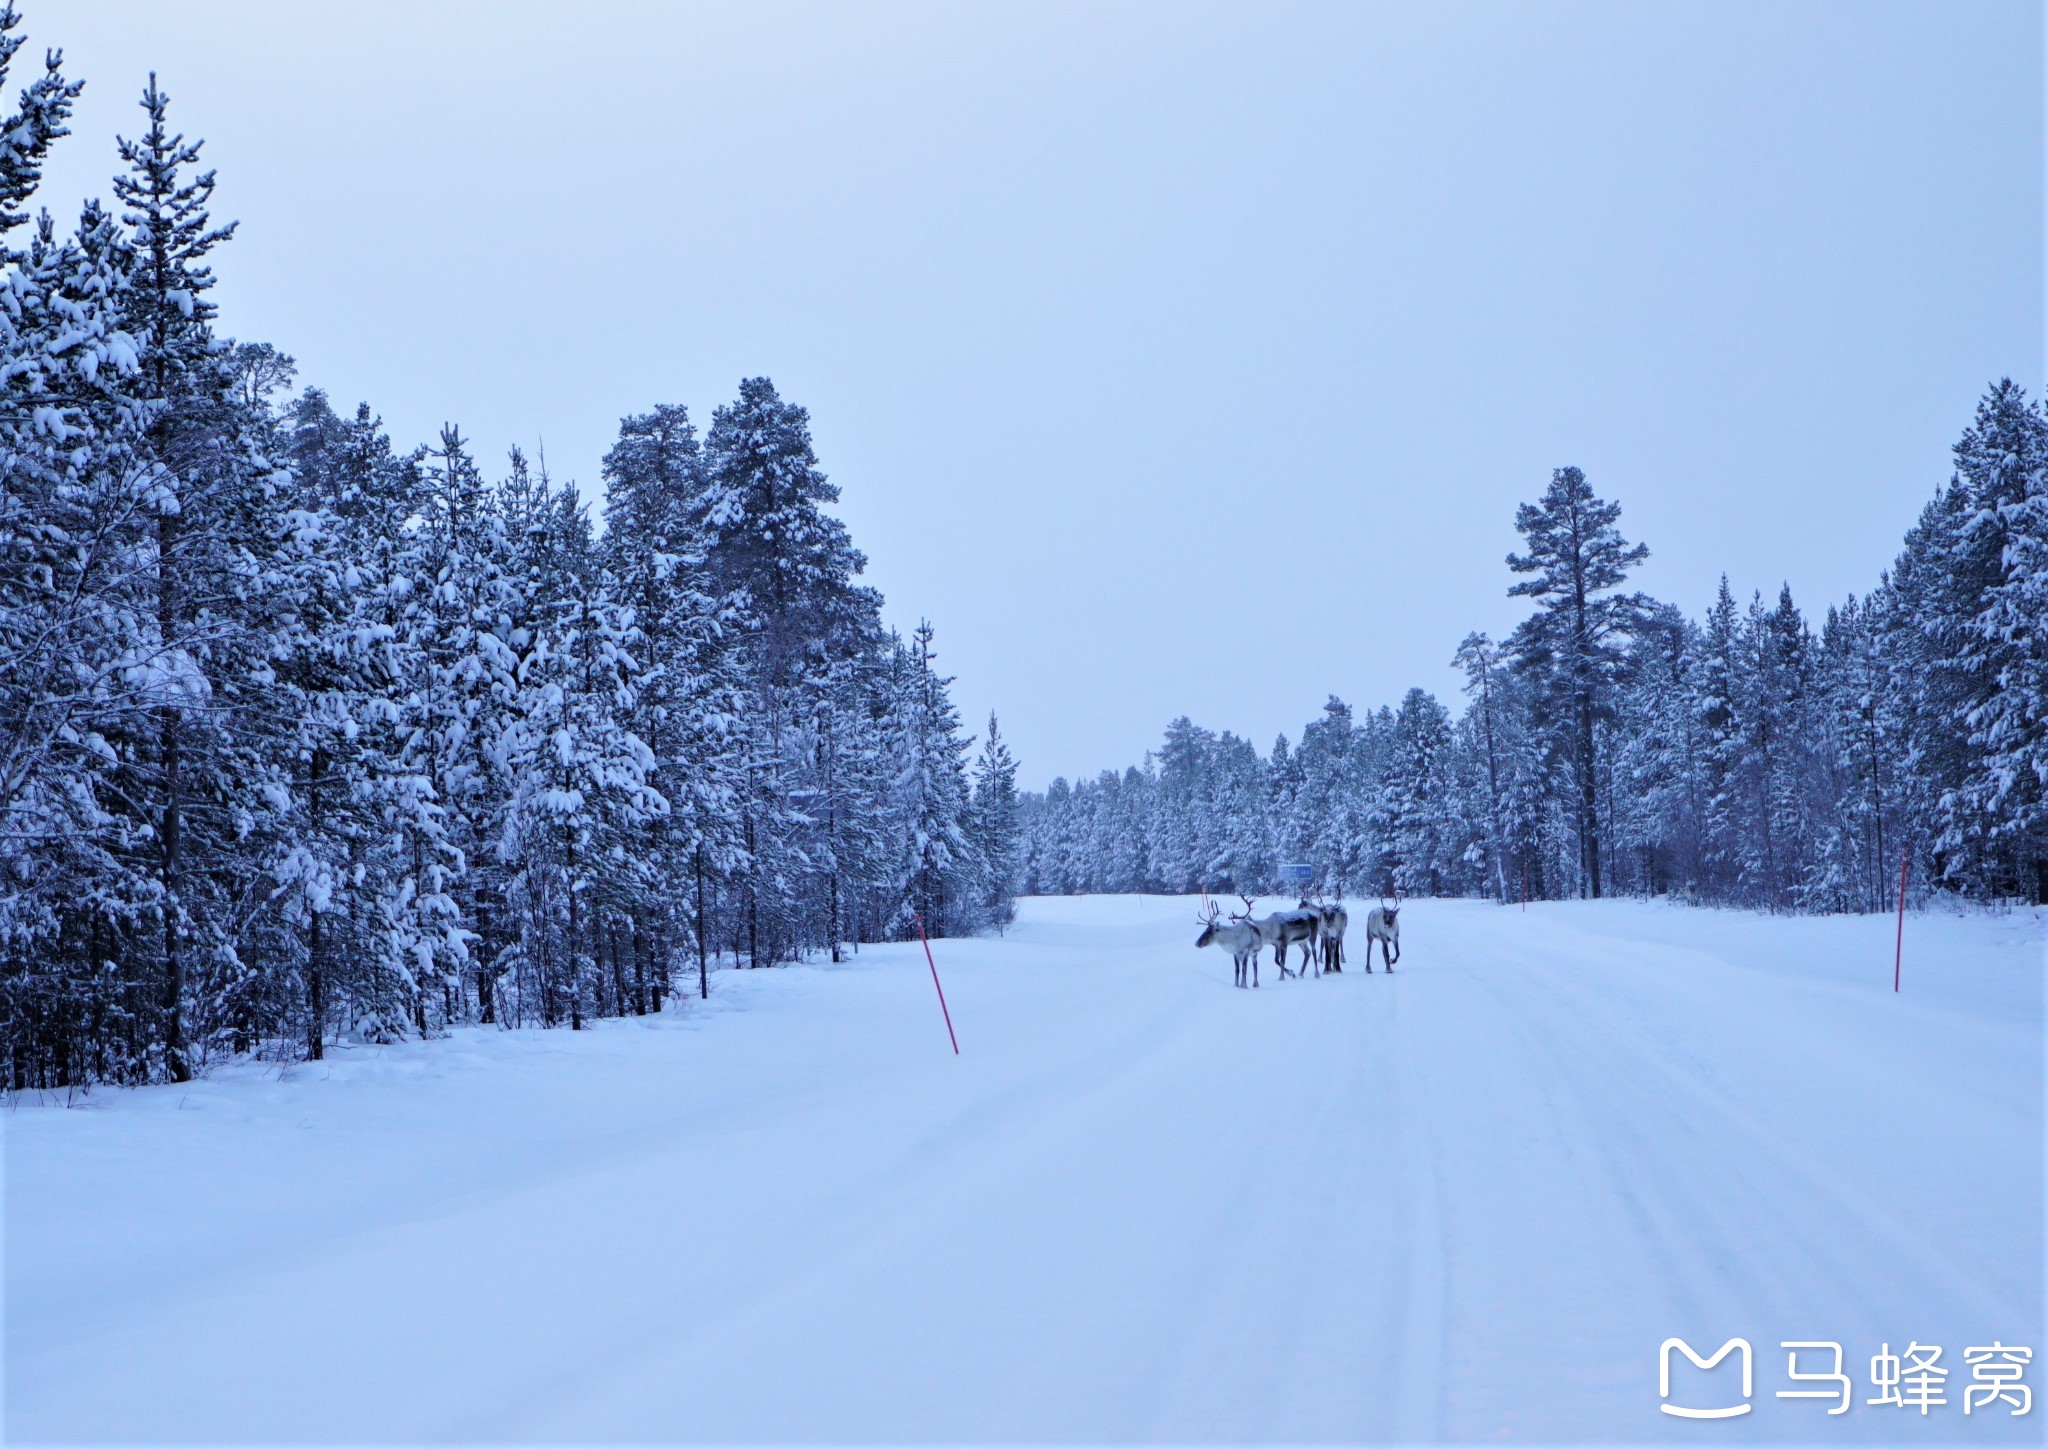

{"left": 6, "top": 895, "right": 2041, "bottom": 1444}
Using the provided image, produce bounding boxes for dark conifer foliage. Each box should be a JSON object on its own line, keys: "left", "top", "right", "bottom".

{"left": 0, "top": 18, "right": 1018, "bottom": 1088}
{"left": 1025, "top": 394, "right": 2048, "bottom": 915}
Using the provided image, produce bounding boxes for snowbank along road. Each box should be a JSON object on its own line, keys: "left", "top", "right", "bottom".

{"left": 7, "top": 895, "right": 2041, "bottom": 1442}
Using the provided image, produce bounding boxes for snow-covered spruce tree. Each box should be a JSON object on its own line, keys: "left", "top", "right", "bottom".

{"left": 0, "top": 25, "right": 135, "bottom": 1086}
{"left": 276, "top": 389, "right": 429, "bottom": 1054}
{"left": 1505, "top": 467, "right": 1648, "bottom": 899}
{"left": 1206, "top": 735, "right": 1271, "bottom": 895}
{"left": 1451, "top": 633, "right": 1514, "bottom": 901}
{"left": 1017, "top": 775, "right": 1067, "bottom": 895}
{"left": 1938, "top": 381, "right": 2048, "bottom": 899}
{"left": 695, "top": 376, "right": 885, "bottom": 961}
{"left": 1802, "top": 593, "right": 1905, "bottom": 912}
{"left": 1811, "top": 587, "right": 1914, "bottom": 910}
{"left": 1148, "top": 717, "right": 1210, "bottom": 892}
{"left": 600, "top": 403, "right": 745, "bottom": 994}
{"left": 888, "top": 621, "right": 980, "bottom": 937}
{"left": 1603, "top": 602, "right": 1704, "bottom": 899}
{"left": 966, "top": 713, "right": 1020, "bottom": 927}
{"left": 1753, "top": 585, "right": 1820, "bottom": 909}
{"left": 805, "top": 649, "right": 895, "bottom": 956}
{"left": 1086, "top": 766, "right": 1154, "bottom": 895}
{"left": 495, "top": 460, "right": 663, "bottom": 1030}
{"left": 101, "top": 75, "right": 340, "bottom": 1078}
{"left": 1376, "top": 688, "right": 1457, "bottom": 897}
{"left": 377, "top": 425, "right": 516, "bottom": 1033}
{"left": 1297, "top": 696, "right": 1374, "bottom": 893}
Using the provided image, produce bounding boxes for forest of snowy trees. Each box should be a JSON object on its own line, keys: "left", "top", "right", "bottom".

{"left": 0, "top": 16, "right": 1020, "bottom": 1089}
{"left": 1023, "top": 394, "right": 2048, "bottom": 917}
{"left": 2, "top": 6, "right": 2041, "bottom": 1093}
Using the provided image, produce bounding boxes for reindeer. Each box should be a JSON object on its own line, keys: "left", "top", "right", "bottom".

{"left": 1362, "top": 894, "right": 1401, "bottom": 972}
{"left": 1316, "top": 900, "right": 1348, "bottom": 973}
{"left": 1250, "top": 895, "right": 1321, "bottom": 979}
{"left": 1197, "top": 900, "right": 1266, "bottom": 988}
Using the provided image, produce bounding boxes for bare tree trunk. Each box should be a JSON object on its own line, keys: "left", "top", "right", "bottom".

{"left": 745, "top": 815, "right": 759, "bottom": 968}
{"left": 306, "top": 749, "right": 327, "bottom": 1061}
{"left": 158, "top": 703, "right": 190, "bottom": 1081}
{"left": 1578, "top": 691, "right": 1601, "bottom": 898}
{"left": 567, "top": 847, "right": 584, "bottom": 1031}
{"left": 307, "top": 911, "right": 325, "bottom": 1061}
{"left": 631, "top": 913, "right": 647, "bottom": 1015}
{"left": 1868, "top": 709, "right": 1887, "bottom": 912}
{"left": 648, "top": 918, "right": 664, "bottom": 1013}
{"left": 610, "top": 915, "right": 630, "bottom": 1018}
{"left": 476, "top": 891, "right": 496, "bottom": 1024}
{"left": 695, "top": 846, "right": 709, "bottom": 999}
{"left": 1481, "top": 680, "right": 1506, "bottom": 904}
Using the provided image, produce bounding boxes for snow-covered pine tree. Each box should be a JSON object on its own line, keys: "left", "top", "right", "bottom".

{"left": 276, "top": 390, "right": 427, "bottom": 1051}
{"left": 888, "top": 621, "right": 980, "bottom": 936}
{"left": 1603, "top": 602, "right": 1701, "bottom": 898}
{"left": 1943, "top": 381, "right": 2048, "bottom": 899}
{"left": 497, "top": 461, "right": 663, "bottom": 1029}
{"left": 600, "top": 403, "right": 745, "bottom": 994}
{"left": 1451, "top": 633, "right": 1512, "bottom": 901}
{"left": 1505, "top": 467, "right": 1649, "bottom": 900}
{"left": 967, "top": 712, "right": 1021, "bottom": 929}
{"left": 101, "top": 74, "right": 337, "bottom": 1076}
{"left": 696, "top": 377, "right": 883, "bottom": 963}
{"left": 0, "top": 37, "right": 154, "bottom": 1085}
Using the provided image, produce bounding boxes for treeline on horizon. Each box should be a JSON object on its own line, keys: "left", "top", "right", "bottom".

{"left": 0, "top": 13, "right": 1019, "bottom": 1091}
{"left": 1021, "top": 387, "right": 2048, "bottom": 915}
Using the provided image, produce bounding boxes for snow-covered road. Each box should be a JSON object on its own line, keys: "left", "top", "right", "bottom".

{"left": 7, "top": 896, "right": 2040, "bottom": 1442}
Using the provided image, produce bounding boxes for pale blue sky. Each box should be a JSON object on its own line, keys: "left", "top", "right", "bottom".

{"left": 39, "top": 2, "right": 2043, "bottom": 787}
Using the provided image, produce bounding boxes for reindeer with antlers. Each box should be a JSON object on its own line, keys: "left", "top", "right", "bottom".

{"left": 1196, "top": 899, "right": 1266, "bottom": 988}
{"left": 1248, "top": 895, "right": 1322, "bottom": 979}
{"left": 1315, "top": 898, "right": 1348, "bottom": 973}
{"left": 1362, "top": 893, "right": 1402, "bottom": 972}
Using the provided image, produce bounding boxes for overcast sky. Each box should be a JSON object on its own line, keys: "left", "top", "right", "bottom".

{"left": 38, "top": 1, "right": 2042, "bottom": 788}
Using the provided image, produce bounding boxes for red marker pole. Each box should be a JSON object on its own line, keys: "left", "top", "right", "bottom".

{"left": 1893, "top": 854, "right": 1909, "bottom": 993}
{"left": 914, "top": 913, "right": 960, "bottom": 1054}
